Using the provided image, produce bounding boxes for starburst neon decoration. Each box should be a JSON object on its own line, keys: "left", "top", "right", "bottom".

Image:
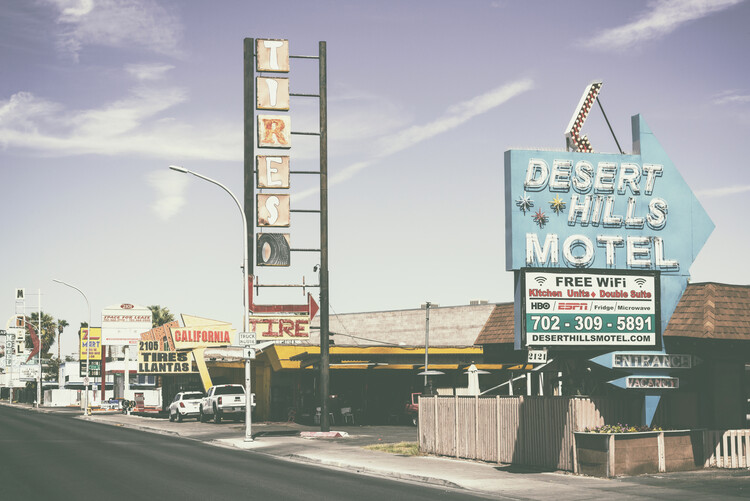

{"left": 516, "top": 192, "right": 534, "bottom": 214}
{"left": 549, "top": 194, "right": 566, "bottom": 215}
{"left": 533, "top": 209, "right": 549, "bottom": 228}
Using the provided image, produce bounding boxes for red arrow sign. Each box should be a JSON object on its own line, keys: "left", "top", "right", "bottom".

{"left": 248, "top": 276, "right": 318, "bottom": 321}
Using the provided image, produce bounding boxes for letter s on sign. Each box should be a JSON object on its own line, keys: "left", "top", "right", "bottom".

{"left": 265, "top": 196, "right": 280, "bottom": 225}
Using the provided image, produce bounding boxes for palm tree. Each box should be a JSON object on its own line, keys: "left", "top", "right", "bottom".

{"left": 148, "top": 305, "right": 175, "bottom": 327}
{"left": 56, "top": 319, "right": 69, "bottom": 360}
{"left": 26, "top": 311, "right": 57, "bottom": 357}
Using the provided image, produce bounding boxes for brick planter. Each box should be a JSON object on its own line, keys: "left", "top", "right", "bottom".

{"left": 574, "top": 430, "right": 704, "bottom": 477}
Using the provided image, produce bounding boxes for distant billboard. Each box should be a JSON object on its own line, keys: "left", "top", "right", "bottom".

{"left": 101, "top": 304, "right": 152, "bottom": 346}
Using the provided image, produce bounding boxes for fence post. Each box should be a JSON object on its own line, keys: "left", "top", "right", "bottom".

{"left": 474, "top": 396, "right": 479, "bottom": 460}
{"left": 434, "top": 395, "right": 439, "bottom": 455}
{"left": 657, "top": 432, "right": 666, "bottom": 472}
{"left": 496, "top": 395, "right": 501, "bottom": 464}
{"left": 453, "top": 395, "right": 460, "bottom": 457}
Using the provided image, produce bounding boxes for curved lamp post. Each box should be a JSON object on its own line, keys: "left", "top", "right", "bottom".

{"left": 52, "top": 279, "right": 91, "bottom": 415}
{"left": 168, "top": 165, "right": 252, "bottom": 441}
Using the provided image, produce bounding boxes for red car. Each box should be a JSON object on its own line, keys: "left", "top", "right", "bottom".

{"left": 405, "top": 393, "right": 420, "bottom": 426}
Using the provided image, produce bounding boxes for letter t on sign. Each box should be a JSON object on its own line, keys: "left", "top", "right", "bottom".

{"left": 256, "top": 39, "right": 289, "bottom": 72}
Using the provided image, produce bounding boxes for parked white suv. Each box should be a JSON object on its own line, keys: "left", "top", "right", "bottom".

{"left": 168, "top": 391, "right": 204, "bottom": 422}
{"left": 200, "top": 384, "right": 246, "bottom": 424}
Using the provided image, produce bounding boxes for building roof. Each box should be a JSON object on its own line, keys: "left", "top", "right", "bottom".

{"left": 308, "top": 303, "right": 495, "bottom": 347}
{"left": 474, "top": 302, "right": 514, "bottom": 345}
{"left": 473, "top": 283, "right": 750, "bottom": 345}
{"left": 663, "top": 282, "right": 750, "bottom": 340}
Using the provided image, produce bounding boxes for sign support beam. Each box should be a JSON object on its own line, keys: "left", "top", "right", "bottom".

{"left": 318, "top": 41, "right": 330, "bottom": 433}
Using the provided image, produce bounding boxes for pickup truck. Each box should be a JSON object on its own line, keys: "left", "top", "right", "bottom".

{"left": 199, "top": 384, "right": 246, "bottom": 424}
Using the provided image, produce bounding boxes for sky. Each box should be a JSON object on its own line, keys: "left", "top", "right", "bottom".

{"left": 1, "top": 0, "right": 749, "bottom": 359}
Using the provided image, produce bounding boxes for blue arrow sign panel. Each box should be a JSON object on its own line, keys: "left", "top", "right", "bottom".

{"left": 506, "top": 115, "right": 714, "bottom": 340}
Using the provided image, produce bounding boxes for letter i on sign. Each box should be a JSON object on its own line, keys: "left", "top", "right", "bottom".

{"left": 256, "top": 77, "right": 289, "bottom": 111}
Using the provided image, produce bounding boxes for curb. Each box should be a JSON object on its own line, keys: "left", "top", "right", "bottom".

{"left": 284, "top": 453, "right": 464, "bottom": 490}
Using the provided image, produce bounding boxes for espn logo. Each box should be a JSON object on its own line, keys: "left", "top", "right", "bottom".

{"left": 558, "top": 302, "right": 588, "bottom": 311}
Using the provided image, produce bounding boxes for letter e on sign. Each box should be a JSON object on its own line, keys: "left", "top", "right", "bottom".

{"left": 256, "top": 39, "right": 289, "bottom": 72}
{"left": 256, "top": 156, "right": 290, "bottom": 189}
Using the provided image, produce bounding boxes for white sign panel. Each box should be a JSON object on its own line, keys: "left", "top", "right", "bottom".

{"left": 19, "top": 364, "right": 40, "bottom": 381}
{"left": 522, "top": 269, "right": 659, "bottom": 348}
{"left": 101, "top": 304, "right": 152, "bottom": 346}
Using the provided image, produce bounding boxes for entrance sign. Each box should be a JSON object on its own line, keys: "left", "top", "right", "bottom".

{"left": 101, "top": 304, "right": 152, "bottom": 346}
{"left": 590, "top": 351, "right": 697, "bottom": 370}
{"left": 522, "top": 268, "right": 658, "bottom": 348}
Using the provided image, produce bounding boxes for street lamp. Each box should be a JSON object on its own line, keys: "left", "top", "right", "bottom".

{"left": 168, "top": 165, "right": 253, "bottom": 442}
{"left": 52, "top": 279, "right": 91, "bottom": 415}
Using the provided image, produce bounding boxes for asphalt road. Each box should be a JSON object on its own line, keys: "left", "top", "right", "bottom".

{"left": 0, "top": 405, "right": 493, "bottom": 501}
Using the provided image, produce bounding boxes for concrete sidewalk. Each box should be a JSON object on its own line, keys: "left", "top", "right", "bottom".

{"left": 5, "top": 401, "right": 749, "bottom": 500}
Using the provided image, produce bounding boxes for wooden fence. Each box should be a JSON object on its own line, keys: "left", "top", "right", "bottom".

{"left": 419, "top": 395, "right": 638, "bottom": 471}
{"left": 704, "top": 430, "right": 750, "bottom": 468}
{"left": 419, "top": 395, "right": 750, "bottom": 471}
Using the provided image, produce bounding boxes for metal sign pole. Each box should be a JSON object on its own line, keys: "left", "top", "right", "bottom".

{"left": 318, "top": 41, "right": 330, "bottom": 433}
{"left": 243, "top": 37, "right": 255, "bottom": 442}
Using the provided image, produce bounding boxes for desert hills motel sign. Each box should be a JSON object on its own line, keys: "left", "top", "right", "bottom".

{"left": 505, "top": 114, "right": 714, "bottom": 350}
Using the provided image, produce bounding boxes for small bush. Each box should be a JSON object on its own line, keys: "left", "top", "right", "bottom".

{"left": 364, "top": 441, "right": 422, "bottom": 455}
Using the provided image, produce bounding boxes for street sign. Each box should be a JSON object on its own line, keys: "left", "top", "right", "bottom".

{"left": 243, "top": 347, "right": 256, "bottom": 360}
{"left": 609, "top": 375, "right": 679, "bottom": 389}
{"left": 238, "top": 332, "right": 257, "bottom": 346}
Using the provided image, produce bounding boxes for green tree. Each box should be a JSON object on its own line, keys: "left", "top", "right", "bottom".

{"left": 25, "top": 311, "right": 57, "bottom": 357}
{"left": 148, "top": 305, "right": 175, "bottom": 327}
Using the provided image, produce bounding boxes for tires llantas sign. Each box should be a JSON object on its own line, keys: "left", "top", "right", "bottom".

{"left": 506, "top": 114, "right": 714, "bottom": 349}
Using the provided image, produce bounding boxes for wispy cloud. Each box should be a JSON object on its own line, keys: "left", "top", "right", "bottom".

{"left": 0, "top": 86, "right": 239, "bottom": 160}
{"left": 126, "top": 63, "right": 175, "bottom": 81}
{"left": 44, "top": 0, "right": 184, "bottom": 60}
{"left": 293, "top": 78, "right": 534, "bottom": 201}
{"left": 696, "top": 184, "right": 750, "bottom": 198}
{"left": 712, "top": 89, "right": 750, "bottom": 105}
{"left": 580, "top": 0, "right": 743, "bottom": 51}
{"left": 147, "top": 169, "right": 189, "bottom": 220}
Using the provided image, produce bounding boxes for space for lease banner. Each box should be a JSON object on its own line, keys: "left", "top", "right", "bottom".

{"left": 522, "top": 268, "right": 659, "bottom": 348}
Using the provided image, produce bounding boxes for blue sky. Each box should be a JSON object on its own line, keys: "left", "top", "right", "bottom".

{"left": 2, "top": 0, "right": 749, "bottom": 358}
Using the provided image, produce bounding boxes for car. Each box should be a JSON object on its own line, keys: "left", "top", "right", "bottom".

{"left": 200, "top": 384, "right": 246, "bottom": 424}
{"left": 405, "top": 392, "right": 420, "bottom": 426}
{"left": 168, "top": 391, "right": 204, "bottom": 422}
